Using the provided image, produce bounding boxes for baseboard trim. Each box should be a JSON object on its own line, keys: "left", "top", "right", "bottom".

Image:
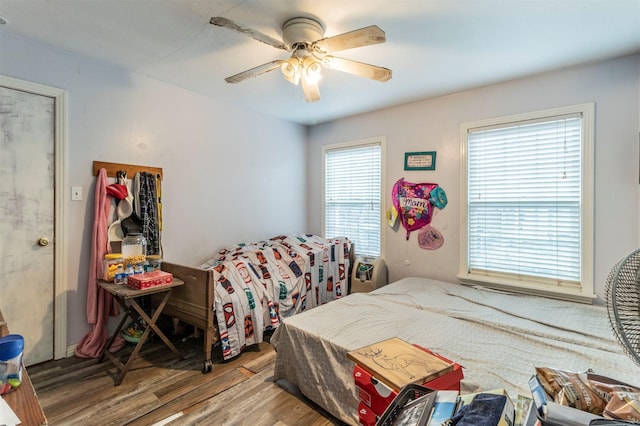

{"left": 65, "top": 344, "right": 77, "bottom": 358}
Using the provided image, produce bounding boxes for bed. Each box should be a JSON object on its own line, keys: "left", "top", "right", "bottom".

{"left": 153, "top": 234, "right": 352, "bottom": 372}
{"left": 270, "top": 276, "right": 640, "bottom": 425}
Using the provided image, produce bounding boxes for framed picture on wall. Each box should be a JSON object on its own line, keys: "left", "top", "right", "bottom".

{"left": 404, "top": 151, "right": 436, "bottom": 171}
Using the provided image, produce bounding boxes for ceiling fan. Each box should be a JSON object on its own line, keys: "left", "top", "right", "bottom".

{"left": 210, "top": 16, "right": 392, "bottom": 102}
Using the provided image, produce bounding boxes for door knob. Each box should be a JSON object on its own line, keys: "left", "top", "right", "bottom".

{"left": 38, "top": 237, "right": 50, "bottom": 247}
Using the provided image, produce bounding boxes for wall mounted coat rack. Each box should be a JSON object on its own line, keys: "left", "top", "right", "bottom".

{"left": 92, "top": 161, "right": 163, "bottom": 180}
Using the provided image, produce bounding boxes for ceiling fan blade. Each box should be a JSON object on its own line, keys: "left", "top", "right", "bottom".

{"left": 301, "top": 78, "right": 320, "bottom": 103}
{"left": 225, "top": 60, "right": 284, "bottom": 84}
{"left": 313, "top": 25, "right": 386, "bottom": 53}
{"left": 323, "top": 56, "right": 392, "bottom": 82}
{"left": 210, "top": 17, "right": 287, "bottom": 50}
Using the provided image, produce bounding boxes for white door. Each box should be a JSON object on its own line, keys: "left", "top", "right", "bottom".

{"left": 0, "top": 77, "right": 67, "bottom": 366}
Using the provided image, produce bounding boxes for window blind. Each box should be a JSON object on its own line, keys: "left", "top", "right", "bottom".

{"left": 467, "top": 114, "right": 582, "bottom": 284}
{"left": 325, "top": 143, "right": 381, "bottom": 257}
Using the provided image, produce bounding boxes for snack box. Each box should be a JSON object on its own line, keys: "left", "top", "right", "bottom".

{"left": 127, "top": 270, "right": 173, "bottom": 289}
{"left": 354, "top": 345, "right": 463, "bottom": 416}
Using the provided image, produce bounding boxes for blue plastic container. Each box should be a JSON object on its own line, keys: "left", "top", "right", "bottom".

{"left": 0, "top": 334, "right": 24, "bottom": 394}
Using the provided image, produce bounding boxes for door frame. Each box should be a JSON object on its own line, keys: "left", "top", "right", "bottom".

{"left": 1, "top": 75, "right": 68, "bottom": 360}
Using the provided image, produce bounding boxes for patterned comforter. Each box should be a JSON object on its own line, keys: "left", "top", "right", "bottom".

{"left": 200, "top": 234, "right": 350, "bottom": 360}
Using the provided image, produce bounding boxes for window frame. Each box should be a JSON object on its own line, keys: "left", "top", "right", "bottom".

{"left": 321, "top": 136, "right": 386, "bottom": 259}
{"left": 458, "top": 104, "right": 595, "bottom": 303}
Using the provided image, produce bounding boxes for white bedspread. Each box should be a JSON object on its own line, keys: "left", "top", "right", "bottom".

{"left": 271, "top": 277, "right": 640, "bottom": 425}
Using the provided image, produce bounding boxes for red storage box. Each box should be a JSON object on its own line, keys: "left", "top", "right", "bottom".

{"left": 358, "top": 401, "right": 379, "bottom": 426}
{"left": 355, "top": 365, "right": 397, "bottom": 416}
{"left": 127, "top": 270, "right": 173, "bottom": 289}
{"left": 353, "top": 345, "right": 463, "bottom": 416}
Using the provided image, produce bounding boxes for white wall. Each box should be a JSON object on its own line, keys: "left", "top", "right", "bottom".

{"left": 308, "top": 54, "right": 640, "bottom": 303}
{"left": 1, "top": 34, "right": 307, "bottom": 346}
{"left": 2, "top": 31, "right": 637, "bottom": 350}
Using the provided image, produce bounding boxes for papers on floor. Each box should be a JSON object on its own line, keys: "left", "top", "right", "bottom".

{"left": 0, "top": 395, "right": 21, "bottom": 426}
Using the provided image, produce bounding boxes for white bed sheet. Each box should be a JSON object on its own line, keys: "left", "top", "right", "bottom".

{"left": 271, "top": 277, "right": 640, "bottom": 425}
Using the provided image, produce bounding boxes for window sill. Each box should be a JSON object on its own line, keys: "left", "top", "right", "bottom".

{"left": 457, "top": 273, "right": 596, "bottom": 304}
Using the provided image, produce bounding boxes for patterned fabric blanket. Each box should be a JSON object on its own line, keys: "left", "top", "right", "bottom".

{"left": 200, "top": 234, "right": 350, "bottom": 360}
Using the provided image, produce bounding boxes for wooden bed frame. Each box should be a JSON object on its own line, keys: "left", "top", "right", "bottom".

{"left": 152, "top": 244, "right": 355, "bottom": 374}
{"left": 151, "top": 262, "right": 217, "bottom": 373}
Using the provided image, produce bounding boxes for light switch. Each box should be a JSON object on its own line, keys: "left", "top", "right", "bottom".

{"left": 71, "top": 186, "right": 82, "bottom": 201}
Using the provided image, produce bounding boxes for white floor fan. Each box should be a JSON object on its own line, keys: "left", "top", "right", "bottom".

{"left": 605, "top": 248, "right": 640, "bottom": 367}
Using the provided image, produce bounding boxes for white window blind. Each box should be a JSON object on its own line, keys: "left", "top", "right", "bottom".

{"left": 467, "top": 113, "right": 582, "bottom": 285}
{"left": 324, "top": 142, "right": 381, "bottom": 257}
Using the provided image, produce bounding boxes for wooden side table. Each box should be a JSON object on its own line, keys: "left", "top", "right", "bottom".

{"left": 98, "top": 278, "right": 184, "bottom": 385}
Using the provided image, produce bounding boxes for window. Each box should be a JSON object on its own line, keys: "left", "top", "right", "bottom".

{"left": 459, "top": 104, "right": 594, "bottom": 301}
{"left": 323, "top": 137, "right": 385, "bottom": 258}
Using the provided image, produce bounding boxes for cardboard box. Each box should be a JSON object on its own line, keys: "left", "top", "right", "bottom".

{"left": 348, "top": 338, "right": 455, "bottom": 391}
{"left": 127, "top": 270, "right": 173, "bottom": 289}
{"left": 358, "top": 401, "right": 379, "bottom": 426}
{"left": 353, "top": 345, "right": 463, "bottom": 416}
{"left": 355, "top": 365, "right": 396, "bottom": 416}
{"left": 418, "top": 346, "right": 463, "bottom": 392}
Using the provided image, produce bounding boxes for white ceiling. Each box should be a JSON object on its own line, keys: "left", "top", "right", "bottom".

{"left": 1, "top": 1, "right": 639, "bottom": 125}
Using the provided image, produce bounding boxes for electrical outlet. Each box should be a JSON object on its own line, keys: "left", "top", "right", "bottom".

{"left": 71, "top": 186, "right": 82, "bottom": 201}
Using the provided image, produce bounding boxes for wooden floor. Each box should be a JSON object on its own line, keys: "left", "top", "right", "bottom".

{"left": 28, "top": 332, "right": 344, "bottom": 426}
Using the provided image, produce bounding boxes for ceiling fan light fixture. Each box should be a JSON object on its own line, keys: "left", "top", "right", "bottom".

{"left": 280, "top": 54, "right": 323, "bottom": 89}
{"left": 302, "top": 56, "right": 323, "bottom": 84}
{"left": 280, "top": 58, "right": 301, "bottom": 85}
{"left": 211, "top": 16, "right": 392, "bottom": 102}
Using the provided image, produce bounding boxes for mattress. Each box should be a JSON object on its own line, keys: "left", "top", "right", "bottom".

{"left": 270, "top": 277, "right": 640, "bottom": 425}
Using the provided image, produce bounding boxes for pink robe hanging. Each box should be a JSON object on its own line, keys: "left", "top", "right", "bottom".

{"left": 75, "top": 168, "right": 125, "bottom": 358}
